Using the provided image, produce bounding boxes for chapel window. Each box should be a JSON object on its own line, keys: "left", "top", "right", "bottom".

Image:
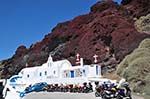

{"left": 27, "top": 74, "right": 30, "bottom": 78}
{"left": 45, "top": 71, "right": 47, "bottom": 75}
{"left": 53, "top": 71, "right": 56, "bottom": 74}
{"left": 40, "top": 72, "right": 42, "bottom": 76}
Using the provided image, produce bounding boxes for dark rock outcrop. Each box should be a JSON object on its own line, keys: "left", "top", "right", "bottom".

{"left": 0, "top": 0, "right": 150, "bottom": 79}
{"left": 121, "top": 0, "right": 150, "bottom": 17}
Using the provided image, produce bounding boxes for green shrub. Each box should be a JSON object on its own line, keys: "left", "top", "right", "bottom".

{"left": 117, "top": 38, "right": 150, "bottom": 94}
{"left": 123, "top": 57, "right": 150, "bottom": 94}
{"left": 139, "top": 38, "right": 150, "bottom": 49}
{"left": 117, "top": 47, "right": 150, "bottom": 76}
{"left": 122, "top": 57, "right": 150, "bottom": 82}
{"left": 117, "top": 55, "right": 130, "bottom": 76}
{"left": 127, "top": 48, "right": 150, "bottom": 63}
{"left": 144, "top": 74, "right": 150, "bottom": 95}
{"left": 135, "top": 14, "right": 150, "bottom": 34}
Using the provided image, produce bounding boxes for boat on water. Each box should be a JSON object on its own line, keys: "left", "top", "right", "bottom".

{"left": 1, "top": 54, "right": 115, "bottom": 99}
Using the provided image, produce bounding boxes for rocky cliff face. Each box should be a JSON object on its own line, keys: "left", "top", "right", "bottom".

{"left": 0, "top": 0, "right": 150, "bottom": 79}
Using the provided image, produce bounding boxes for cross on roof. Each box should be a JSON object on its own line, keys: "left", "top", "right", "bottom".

{"left": 76, "top": 53, "right": 80, "bottom": 61}
{"left": 25, "top": 63, "right": 28, "bottom": 68}
{"left": 76, "top": 53, "right": 80, "bottom": 65}
{"left": 93, "top": 54, "right": 98, "bottom": 63}
{"left": 76, "top": 53, "right": 80, "bottom": 57}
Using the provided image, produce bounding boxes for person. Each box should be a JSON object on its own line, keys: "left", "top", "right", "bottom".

{"left": 4, "top": 88, "right": 10, "bottom": 98}
{"left": 102, "top": 82, "right": 108, "bottom": 90}
{"left": 123, "top": 82, "right": 132, "bottom": 99}
{"left": 95, "top": 82, "right": 99, "bottom": 87}
{"left": 94, "top": 82, "right": 104, "bottom": 97}
{"left": 88, "top": 82, "right": 93, "bottom": 92}
{"left": 83, "top": 82, "right": 88, "bottom": 93}
{"left": 60, "top": 84, "right": 64, "bottom": 92}
{"left": 117, "top": 79, "right": 132, "bottom": 99}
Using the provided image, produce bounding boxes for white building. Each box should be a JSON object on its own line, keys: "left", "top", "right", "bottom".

{"left": 3, "top": 54, "right": 105, "bottom": 99}
{"left": 16, "top": 55, "right": 102, "bottom": 85}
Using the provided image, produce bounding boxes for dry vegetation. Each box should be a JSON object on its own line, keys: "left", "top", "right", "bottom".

{"left": 135, "top": 14, "right": 150, "bottom": 34}
{"left": 117, "top": 38, "right": 150, "bottom": 95}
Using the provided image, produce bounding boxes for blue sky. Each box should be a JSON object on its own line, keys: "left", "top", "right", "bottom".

{"left": 0, "top": 0, "right": 122, "bottom": 60}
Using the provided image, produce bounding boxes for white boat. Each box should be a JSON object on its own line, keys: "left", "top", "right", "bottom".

{"left": 2, "top": 54, "right": 115, "bottom": 99}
